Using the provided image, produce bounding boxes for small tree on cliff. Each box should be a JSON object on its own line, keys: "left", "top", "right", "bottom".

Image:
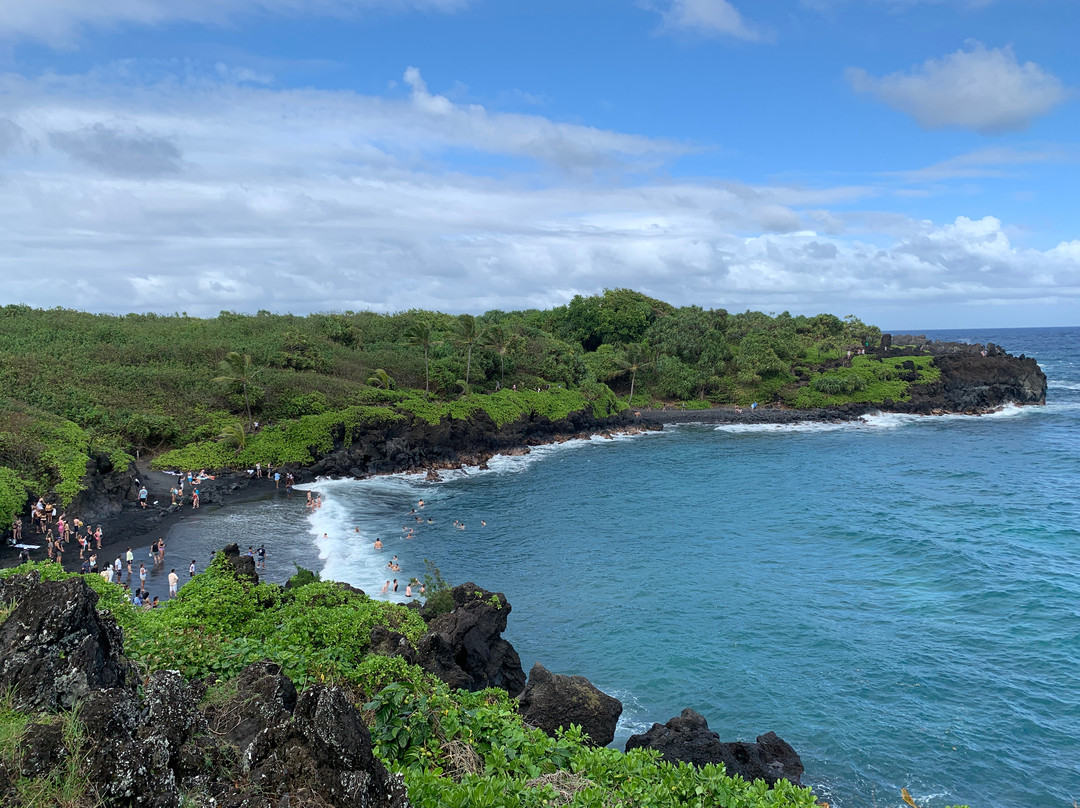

{"left": 453, "top": 314, "right": 487, "bottom": 389}
{"left": 405, "top": 320, "right": 441, "bottom": 394}
{"left": 213, "top": 352, "right": 261, "bottom": 432}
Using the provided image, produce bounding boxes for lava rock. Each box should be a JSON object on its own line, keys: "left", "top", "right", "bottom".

{"left": 517, "top": 662, "right": 623, "bottom": 747}
{"left": 0, "top": 576, "right": 132, "bottom": 711}
{"left": 624, "top": 709, "right": 804, "bottom": 787}
{"left": 414, "top": 583, "right": 526, "bottom": 695}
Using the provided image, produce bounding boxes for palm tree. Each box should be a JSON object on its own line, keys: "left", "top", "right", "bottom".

{"left": 367, "top": 368, "right": 394, "bottom": 389}
{"left": 404, "top": 320, "right": 441, "bottom": 394}
{"left": 454, "top": 314, "right": 487, "bottom": 389}
{"left": 213, "top": 352, "right": 260, "bottom": 431}
{"left": 616, "top": 343, "right": 653, "bottom": 407}
{"left": 217, "top": 421, "right": 247, "bottom": 454}
{"left": 482, "top": 324, "right": 523, "bottom": 383}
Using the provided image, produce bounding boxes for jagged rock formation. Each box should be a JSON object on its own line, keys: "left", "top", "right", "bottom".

{"left": 0, "top": 575, "right": 410, "bottom": 808}
{"left": 625, "top": 708, "right": 804, "bottom": 787}
{"left": 517, "top": 662, "right": 623, "bottom": 747}
{"left": 0, "top": 573, "right": 133, "bottom": 711}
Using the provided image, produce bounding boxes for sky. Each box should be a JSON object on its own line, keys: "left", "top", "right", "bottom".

{"left": 0, "top": 0, "right": 1077, "bottom": 329}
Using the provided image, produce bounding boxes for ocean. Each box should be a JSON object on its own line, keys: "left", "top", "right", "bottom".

{"left": 168, "top": 326, "right": 1080, "bottom": 808}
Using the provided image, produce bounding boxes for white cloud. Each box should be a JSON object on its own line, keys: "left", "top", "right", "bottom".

{"left": 0, "top": 0, "right": 472, "bottom": 45}
{"left": 0, "top": 63, "right": 1076, "bottom": 326}
{"left": 894, "top": 146, "right": 1070, "bottom": 182}
{"left": 649, "top": 0, "right": 770, "bottom": 42}
{"left": 847, "top": 42, "right": 1069, "bottom": 134}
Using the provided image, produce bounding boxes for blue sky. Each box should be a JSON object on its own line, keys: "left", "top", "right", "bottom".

{"left": 0, "top": 0, "right": 1077, "bottom": 329}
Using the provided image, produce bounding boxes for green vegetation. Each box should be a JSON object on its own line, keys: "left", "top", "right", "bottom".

{"left": 1, "top": 559, "right": 824, "bottom": 808}
{"left": 0, "top": 290, "right": 923, "bottom": 525}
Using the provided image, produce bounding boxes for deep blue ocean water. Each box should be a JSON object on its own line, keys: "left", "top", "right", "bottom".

{"left": 170, "top": 326, "right": 1080, "bottom": 808}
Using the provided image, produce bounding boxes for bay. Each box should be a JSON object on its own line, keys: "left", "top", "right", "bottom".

{"left": 173, "top": 326, "right": 1080, "bottom": 808}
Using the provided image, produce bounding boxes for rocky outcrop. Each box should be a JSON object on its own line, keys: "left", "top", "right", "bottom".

{"left": 414, "top": 583, "right": 527, "bottom": 696}
{"left": 310, "top": 408, "right": 636, "bottom": 479}
{"left": 0, "top": 573, "right": 133, "bottom": 711}
{"left": 625, "top": 709, "right": 804, "bottom": 787}
{"left": 222, "top": 542, "right": 259, "bottom": 583}
{"left": 517, "top": 662, "right": 623, "bottom": 747}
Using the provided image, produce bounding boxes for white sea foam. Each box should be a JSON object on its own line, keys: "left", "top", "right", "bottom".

{"left": 712, "top": 404, "right": 1041, "bottom": 435}
{"left": 1049, "top": 380, "right": 1080, "bottom": 391}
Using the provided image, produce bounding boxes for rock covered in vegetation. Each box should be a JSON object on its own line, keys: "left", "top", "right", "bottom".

{"left": 0, "top": 573, "right": 410, "bottom": 808}
{"left": 517, "top": 662, "right": 623, "bottom": 747}
{"left": 0, "top": 573, "right": 132, "bottom": 711}
{"left": 415, "top": 583, "right": 527, "bottom": 695}
{"left": 624, "top": 708, "right": 804, "bottom": 787}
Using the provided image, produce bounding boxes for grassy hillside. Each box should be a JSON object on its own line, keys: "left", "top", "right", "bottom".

{"left": 0, "top": 290, "right": 940, "bottom": 525}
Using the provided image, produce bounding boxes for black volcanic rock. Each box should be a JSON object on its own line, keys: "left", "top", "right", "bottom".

{"left": 0, "top": 575, "right": 132, "bottom": 711}
{"left": 625, "top": 709, "right": 804, "bottom": 787}
{"left": 414, "top": 583, "right": 527, "bottom": 695}
{"left": 517, "top": 662, "right": 623, "bottom": 747}
{"left": 221, "top": 542, "right": 259, "bottom": 583}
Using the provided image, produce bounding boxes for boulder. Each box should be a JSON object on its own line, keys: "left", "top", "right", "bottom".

{"left": 0, "top": 576, "right": 132, "bottom": 711}
{"left": 221, "top": 543, "right": 259, "bottom": 583}
{"left": 624, "top": 709, "right": 803, "bottom": 787}
{"left": 517, "top": 662, "right": 623, "bottom": 747}
{"left": 414, "top": 583, "right": 526, "bottom": 695}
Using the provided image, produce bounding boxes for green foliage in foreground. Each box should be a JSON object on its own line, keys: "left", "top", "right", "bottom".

{"left": 0, "top": 562, "right": 977, "bottom": 808}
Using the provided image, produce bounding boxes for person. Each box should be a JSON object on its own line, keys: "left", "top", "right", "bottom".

{"left": 405, "top": 581, "right": 412, "bottom": 598}
{"left": 114, "top": 556, "right": 122, "bottom": 578}
{"left": 189, "top": 559, "right": 196, "bottom": 577}
{"left": 419, "top": 583, "right": 426, "bottom": 595}
{"left": 257, "top": 545, "right": 266, "bottom": 569}
{"left": 380, "top": 580, "right": 389, "bottom": 594}
{"left": 168, "top": 568, "right": 179, "bottom": 598}
{"left": 274, "top": 471, "right": 281, "bottom": 489}
{"left": 139, "top": 485, "right": 148, "bottom": 508}
{"left": 255, "top": 462, "right": 262, "bottom": 478}
{"left": 89, "top": 553, "right": 98, "bottom": 573}
{"left": 126, "top": 547, "right": 134, "bottom": 575}
{"left": 373, "top": 538, "right": 383, "bottom": 549}
{"left": 285, "top": 472, "right": 294, "bottom": 495}
{"left": 139, "top": 563, "right": 147, "bottom": 590}
{"left": 151, "top": 596, "right": 160, "bottom": 608}
{"left": 80, "top": 558, "right": 90, "bottom": 574}
{"left": 191, "top": 489, "right": 200, "bottom": 509}
{"left": 132, "top": 591, "right": 143, "bottom": 607}
{"left": 392, "top": 578, "right": 398, "bottom": 592}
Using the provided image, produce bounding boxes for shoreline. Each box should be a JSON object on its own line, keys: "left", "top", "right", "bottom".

{"left": 0, "top": 402, "right": 1034, "bottom": 596}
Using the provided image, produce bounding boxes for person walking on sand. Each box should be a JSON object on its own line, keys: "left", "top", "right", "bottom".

{"left": 168, "top": 568, "right": 179, "bottom": 598}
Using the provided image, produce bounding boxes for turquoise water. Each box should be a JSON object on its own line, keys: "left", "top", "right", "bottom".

{"left": 178, "top": 327, "right": 1080, "bottom": 808}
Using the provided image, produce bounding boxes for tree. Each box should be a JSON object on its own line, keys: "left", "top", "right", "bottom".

{"left": 213, "top": 352, "right": 260, "bottom": 431}
{"left": 367, "top": 368, "right": 394, "bottom": 389}
{"left": 217, "top": 421, "right": 246, "bottom": 454}
{"left": 482, "top": 323, "right": 523, "bottom": 383}
{"left": 404, "top": 320, "right": 441, "bottom": 394}
{"left": 453, "top": 314, "right": 487, "bottom": 388}
{"left": 615, "top": 343, "right": 654, "bottom": 406}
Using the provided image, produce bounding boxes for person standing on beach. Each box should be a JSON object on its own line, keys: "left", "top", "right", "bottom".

{"left": 256, "top": 462, "right": 262, "bottom": 478}
{"left": 114, "top": 556, "right": 122, "bottom": 578}
{"left": 139, "top": 485, "right": 148, "bottom": 508}
{"left": 189, "top": 559, "right": 196, "bottom": 577}
{"left": 257, "top": 545, "right": 266, "bottom": 569}
{"left": 192, "top": 489, "right": 200, "bottom": 509}
{"left": 168, "top": 569, "right": 179, "bottom": 598}
{"left": 139, "top": 563, "right": 147, "bottom": 591}
{"left": 274, "top": 471, "right": 281, "bottom": 489}
{"left": 95, "top": 526, "right": 102, "bottom": 549}
{"left": 126, "top": 547, "right": 134, "bottom": 575}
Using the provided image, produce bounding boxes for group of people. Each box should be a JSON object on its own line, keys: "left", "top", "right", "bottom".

{"left": 167, "top": 478, "right": 201, "bottom": 509}
{"left": 254, "top": 463, "right": 295, "bottom": 494}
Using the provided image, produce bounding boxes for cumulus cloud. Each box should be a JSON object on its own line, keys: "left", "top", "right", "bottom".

{"left": 649, "top": 0, "right": 770, "bottom": 42}
{"left": 49, "top": 123, "right": 184, "bottom": 177}
{"left": 0, "top": 0, "right": 472, "bottom": 45}
{"left": 847, "top": 42, "right": 1069, "bottom": 134}
{"left": 0, "top": 63, "right": 1076, "bottom": 326}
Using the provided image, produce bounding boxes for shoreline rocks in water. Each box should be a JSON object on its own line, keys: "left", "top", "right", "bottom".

{"left": 517, "top": 662, "right": 623, "bottom": 748}
{"left": 625, "top": 708, "right": 804, "bottom": 787}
